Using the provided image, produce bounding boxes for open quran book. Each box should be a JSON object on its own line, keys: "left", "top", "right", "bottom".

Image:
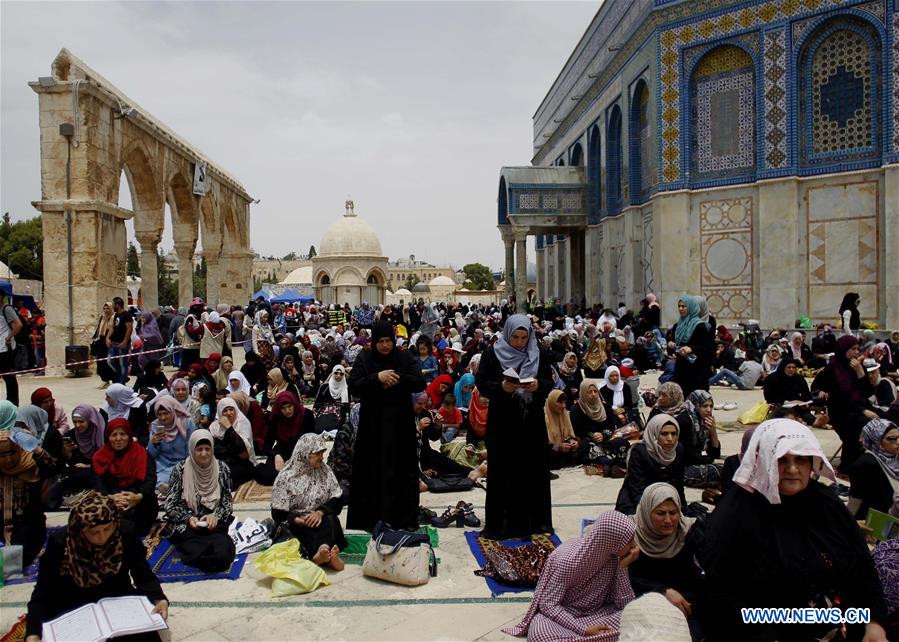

{"left": 43, "top": 595, "right": 167, "bottom": 642}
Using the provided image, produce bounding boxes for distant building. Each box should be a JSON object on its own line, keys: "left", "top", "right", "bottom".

{"left": 387, "top": 255, "right": 457, "bottom": 290}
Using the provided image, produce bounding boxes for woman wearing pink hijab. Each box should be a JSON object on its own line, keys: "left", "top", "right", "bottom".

{"left": 504, "top": 511, "right": 639, "bottom": 641}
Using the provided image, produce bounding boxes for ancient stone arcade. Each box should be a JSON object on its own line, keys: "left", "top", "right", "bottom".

{"left": 30, "top": 49, "right": 254, "bottom": 371}
{"left": 499, "top": 0, "right": 898, "bottom": 330}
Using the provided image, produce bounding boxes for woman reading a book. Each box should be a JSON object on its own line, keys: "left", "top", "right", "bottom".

{"left": 474, "top": 313, "right": 554, "bottom": 540}
{"left": 26, "top": 491, "right": 169, "bottom": 642}
{"left": 848, "top": 419, "right": 899, "bottom": 521}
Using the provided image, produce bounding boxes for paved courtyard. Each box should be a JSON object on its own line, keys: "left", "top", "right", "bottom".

{"left": 0, "top": 367, "right": 841, "bottom": 641}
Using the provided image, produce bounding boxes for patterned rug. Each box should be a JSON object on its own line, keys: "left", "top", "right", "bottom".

{"left": 0, "top": 615, "right": 25, "bottom": 642}
{"left": 465, "top": 530, "right": 561, "bottom": 596}
{"left": 233, "top": 480, "right": 273, "bottom": 503}
{"left": 342, "top": 526, "right": 439, "bottom": 566}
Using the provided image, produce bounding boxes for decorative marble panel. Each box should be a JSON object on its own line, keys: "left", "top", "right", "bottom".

{"left": 893, "top": 10, "right": 899, "bottom": 152}
{"left": 700, "top": 197, "right": 753, "bottom": 319}
{"left": 642, "top": 209, "right": 655, "bottom": 294}
{"left": 763, "top": 28, "right": 789, "bottom": 168}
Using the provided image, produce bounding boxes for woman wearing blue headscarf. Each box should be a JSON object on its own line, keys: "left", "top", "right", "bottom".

{"left": 671, "top": 296, "right": 713, "bottom": 397}
{"left": 474, "top": 313, "right": 554, "bottom": 539}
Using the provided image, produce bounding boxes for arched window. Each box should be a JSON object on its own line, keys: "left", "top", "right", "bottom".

{"left": 798, "top": 18, "right": 881, "bottom": 168}
{"left": 606, "top": 105, "right": 622, "bottom": 214}
{"left": 367, "top": 274, "right": 378, "bottom": 285}
{"left": 629, "top": 80, "right": 652, "bottom": 200}
{"left": 320, "top": 274, "right": 330, "bottom": 286}
{"left": 587, "top": 124, "right": 601, "bottom": 223}
{"left": 690, "top": 45, "right": 755, "bottom": 181}
{"left": 570, "top": 142, "right": 583, "bottom": 166}
{"left": 497, "top": 177, "right": 508, "bottom": 225}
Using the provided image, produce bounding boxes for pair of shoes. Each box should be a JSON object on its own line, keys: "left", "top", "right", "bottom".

{"left": 432, "top": 502, "right": 465, "bottom": 528}
{"left": 713, "top": 402, "right": 725, "bottom": 410}
{"left": 721, "top": 401, "right": 738, "bottom": 411}
{"left": 418, "top": 506, "right": 437, "bottom": 525}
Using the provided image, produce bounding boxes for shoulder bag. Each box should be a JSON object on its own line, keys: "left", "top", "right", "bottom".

{"left": 362, "top": 521, "right": 437, "bottom": 586}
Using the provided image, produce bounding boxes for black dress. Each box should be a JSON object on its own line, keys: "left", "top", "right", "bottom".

{"left": 671, "top": 321, "right": 713, "bottom": 397}
{"left": 475, "top": 345, "right": 554, "bottom": 539}
{"left": 614, "top": 443, "right": 686, "bottom": 515}
{"left": 569, "top": 403, "right": 630, "bottom": 468}
{"left": 26, "top": 525, "right": 167, "bottom": 640}
{"left": 92, "top": 451, "right": 159, "bottom": 536}
{"left": 701, "top": 482, "right": 887, "bottom": 641}
{"left": 848, "top": 453, "right": 897, "bottom": 520}
{"left": 271, "top": 496, "right": 347, "bottom": 558}
{"left": 346, "top": 345, "right": 426, "bottom": 531}
{"left": 255, "top": 410, "right": 316, "bottom": 486}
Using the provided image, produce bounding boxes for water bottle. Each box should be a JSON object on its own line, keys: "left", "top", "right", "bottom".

{"left": 10, "top": 427, "right": 40, "bottom": 452}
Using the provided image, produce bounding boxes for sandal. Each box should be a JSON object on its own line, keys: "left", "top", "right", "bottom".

{"left": 431, "top": 504, "right": 464, "bottom": 528}
{"left": 461, "top": 502, "right": 481, "bottom": 528}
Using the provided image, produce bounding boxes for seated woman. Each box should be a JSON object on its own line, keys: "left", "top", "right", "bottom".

{"left": 615, "top": 414, "right": 686, "bottom": 515}
{"left": 102, "top": 383, "right": 149, "bottom": 446}
{"left": 0, "top": 422, "right": 51, "bottom": 568}
{"left": 557, "top": 352, "right": 583, "bottom": 409}
{"left": 91, "top": 418, "right": 158, "bottom": 536}
{"left": 545, "top": 389, "right": 580, "bottom": 470}
{"left": 327, "top": 403, "right": 360, "bottom": 500}
{"left": 416, "top": 336, "right": 440, "bottom": 384}
{"left": 466, "top": 385, "right": 489, "bottom": 447}
{"left": 224, "top": 371, "right": 251, "bottom": 397}
{"left": 229, "top": 391, "right": 267, "bottom": 456}
{"left": 23, "top": 404, "right": 92, "bottom": 499}
{"left": 26, "top": 492, "right": 169, "bottom": 642}
{"left": 570, "top": 379, "right": 630, "bottom": 474}
{"left": 629, "top": 483, "right": 704, "bottom": 638}
{"left": 601, "top": 366, "right": 639, "bottom": 427}
{"left": 280, "top": 353, "right": 301, "bottom": 388}
{"left": 298, "top": 350, "right": 320, "bottom": 398}
{"left": 425, "top": 374, "right": 454, "bottom": 409}
{"left": 271, "top": 433, "right": 347, "bottom": 571}
{"left": 503, "top": 510, "right": 639, "bottom": 642}
{"left": 260, "top": 367, "right": 298, "bottom": 411}
{"left": 848, "top": 419, "right": 899, "bottom": 521}
{"left": 785, "top": 332, "right": 813, "bottom": 366}
{"left": 168, "top": 377, "right": 192, "bottom": 412}
{"left": 702, "top": 419, "right": 888, "bottom": 642}
{"left": 132, "top": 359, "right": 168, "bottom": 393}
{"left": 763, "top": 358, "right": 819, "bottom": 425}
{"left": 146, "top": 395, "right": 194, "bottom": 494}
{"left": 312, "top": 365, "right": 350, "bottom": 434}
{"left": 413, "top": 392, "right": 475, "bottom": 484}
{"left": 680, "top": 390, "right": 723, "bottom": 489}
{"left": 454, "top": 372, "right": 475, "bottom": 428}
{"left": 256, "top": 391, "right": 315, "bottom": 486}
{"left": 162, "top": 429, "right": 235, "bottom": 572}
{"left": 209, "top": 398, "right": 257, "bottom": 490}
{"left": 241, "top": 351, "right": 267, "bottom": 395}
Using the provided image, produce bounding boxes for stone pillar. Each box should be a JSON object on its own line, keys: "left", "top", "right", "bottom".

{"left": 557, "top": 236, "right": 569, "bottom": 303}
{"left": 569, "top": 231, "right": 585, "bottom": 306}
{"left": 884, "top": 165, "right": 898, "bottom": 330}
{"left": 204, "top": 251, "right": 221, "bottom": 306}
{"left": 135, "top": 231, "right": 160, "bottom": 310}
{"left": 758, "top": 178, "right": 801, "bottom": 328}
{"left": 174, "top": 242, "right": 196, "bottom": 308}
{"left": 545, "top": 241, "right": 556, "bottom": 300}
{"left": 584, "top": 226, "right": 601, "bottom": 306}
{"left": 514, "top": 228, "right": 528, "bottom": 312}
{"left": 500, "top": 229, "right": 514, "bottom": 299}
{"left": 535, "top": 247, "right": 546, "bottom": 301}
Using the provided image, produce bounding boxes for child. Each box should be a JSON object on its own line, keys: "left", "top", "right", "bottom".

{"left": 437, "top": 393, "right": 462, "bottom": 443}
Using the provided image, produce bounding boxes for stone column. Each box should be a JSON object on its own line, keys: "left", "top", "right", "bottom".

{"left": 500, "top": 228, "right": 515, "bottom": 299}
{"left": 584, "top": 226, "right": 601, "bottom": 306}
{"left": 135, "top": 231, "right": 160, "bottom": 310}
{"left": 535, "top": 246, "right": 546, "bottom": 301}
{"left": 514, "top": 228, "right": 528, "bottom": 312}
{"left": 569, "top": 231, "right": 585, "bottom": 306}
{"left": 557, "top": 236, "right": 569, "bottom": 303}
{"left": 204, "top": 251, "right": 221, "bottom": 306}
{"left": 174, "top": 242, "right": 196, "bottom": 308}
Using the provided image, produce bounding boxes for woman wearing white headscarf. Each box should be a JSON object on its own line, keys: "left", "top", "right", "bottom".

{"left": 209, "top": 398, "right": 256, "bottom": 490}
{"left": 474, "top": 313, "right": 554, "bottom": 539}
{"left": 252, "top": 309, "right": 277, "bottom": 369}
{"left": 225, "top": 371, "right": 252, "bottom": 396}
{"left": 312, "top": 364, "right": 350, "bottom": 434}
{"left": 163, "top": 429, "right": 235, "bottom": 572}
{"left": 100, "top": 383, "right": 149, "bottom": 446}
{"left": 271, "top": 433, "right": 347, "bottom": 570}
{"left": 702, "top": 419, "right": 889, "bottom": 641}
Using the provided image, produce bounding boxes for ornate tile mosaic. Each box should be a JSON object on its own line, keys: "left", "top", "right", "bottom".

{"left": 699, "top": 197, "right": 753, "bottom": 319}
{"left": 695, "top": 68, "right": 755, "bottom": 174}
{"left": 658, "top": 0, "right": 856, "bottom": 184}
{"left": 763, "top": 28, "right": 789, "bottom": 168}
{"left": 894, "top": 10, "right": 899, "bottom": 152}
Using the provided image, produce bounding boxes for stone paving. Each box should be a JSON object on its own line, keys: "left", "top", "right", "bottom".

{"left": 0, "top": 366, "right": 842, "bottom": 641}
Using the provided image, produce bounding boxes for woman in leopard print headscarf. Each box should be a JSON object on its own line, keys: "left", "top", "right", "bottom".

{"left": 59, "top": 491, "right": 124, "bottom": 587}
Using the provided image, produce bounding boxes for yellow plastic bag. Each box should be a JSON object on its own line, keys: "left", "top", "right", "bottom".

{"left": 738, "top": 400, "right": 770, "bottom": 426}
{"left": 253, "top": 539, "right": 330, "bottom": 597}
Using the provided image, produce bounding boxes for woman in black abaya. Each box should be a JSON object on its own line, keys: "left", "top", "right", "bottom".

{"left": 346, "top": 321, "right": 426, "bottom": 532}
{"left": 475, "top": 313, "right": 554, "bottom": 540}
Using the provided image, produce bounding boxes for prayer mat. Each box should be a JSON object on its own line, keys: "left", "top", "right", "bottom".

{"left": 342, "top": 526, "right": 439, "bottom": 566}
{"left": 146, "top": 535, "right": 247, "bottom": 583}
{"left": 0, "top": 614, "right": 25, "bottom": 642}
{"left": 465, "top": 530, "right": 561, "bottom": 597}
{"left": 233, "top": 479, "right": 273, "bottom": 503}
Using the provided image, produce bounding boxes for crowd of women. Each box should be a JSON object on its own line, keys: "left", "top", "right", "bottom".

{"left": 2, "top": 291, "right": 897, "bottom": 641}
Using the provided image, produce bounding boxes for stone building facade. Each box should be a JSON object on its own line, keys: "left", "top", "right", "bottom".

{"left": 499, "top": 0, "right": 898, "bottom": 329}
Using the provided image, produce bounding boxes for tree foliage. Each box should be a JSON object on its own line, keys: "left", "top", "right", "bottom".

{"left": 193, "top": 256, "right": 207, "bottom": 299}
{"left": 127, "top": 243, "right": 140, "bottom": 277}
{"left": 461, "top": 263, "right": 495, "bottom": 291}
{"left": 282, "top": 252, "right": 297, "bottom": 261}
{"left": 404, "top": 274, "right": 420, "bottom": 291}
{"left": 157, "top": 250, "right": 178, "bottom": 307}
{"left": 308, "top": 245, "right": 317, "bottom": 258}
{"left": 0, "top": 214, "right": 43, "bottom": 280}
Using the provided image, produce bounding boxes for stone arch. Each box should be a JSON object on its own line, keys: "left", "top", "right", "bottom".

{"left": 333, "top": 266, "right": 365, "bottom": 287}
{"left": 315, "top": 270, "right": 331, "bottom": 286}
{"left": 167, "top": 170, "right": 197, "bottom": 228}
{"left": 629, "top": 78, "right": 652, "bottom": 202}
{"left": 606, "top": 104, "right": 623, "bottom": 214}
{"left": 569, "top": 142, "right": 583, "bottom": 166}
{"left": 497, "top": 176, "right": 509, "bottom": 225}
{"left": 796, "top": 15, "right": 882, "bottom": 170}
{"left": 119, "top": 141, "right": 163, "bottom": 231}
{"left": 587, "top": 124, "right": 601, "bottom": 223}
{"left": 366, "top": 267, "right": 387, "bottom": 285}
{"left": 688, "top": 44, "right": 756, "bottom": 183}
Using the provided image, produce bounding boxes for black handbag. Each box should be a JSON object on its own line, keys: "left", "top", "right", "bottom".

{"left": 424, "top": 473, "right": 475, "bottom": 493}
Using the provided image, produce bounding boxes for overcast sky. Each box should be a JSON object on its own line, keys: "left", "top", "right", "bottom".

{"left": 1, "top": 1, "right": 598, "bottom": 270}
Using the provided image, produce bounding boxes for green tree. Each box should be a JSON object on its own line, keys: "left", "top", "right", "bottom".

{"left": 157, "top": 249, "right": 178, "bottom": 307}
{"left": 404, "top": 274, "right": 420, "bottom": 290}
{"left": 0, "top": 215, "right": 43, "bottom": 280}
{"left": 308, "top": 245, "right": 317, "bottom": 258}
{"left": 461, "top": 263, "right": 495, "bottom": 291}
{"left": 193, "top": 256, "right": 207, "bottom": 299}
{"left": 127, "top": 242, "right": 140, "bottom": 277}
{"left": 282, "top": 252, "right": 297, "bottom": 261}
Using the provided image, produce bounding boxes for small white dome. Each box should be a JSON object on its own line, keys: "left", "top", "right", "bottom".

{"left": 428, "top": 275, "right": 456, "bottom": 287}
{"left": 318, "top": 201, "right": 383, "bottom": 257}
{"left": 280, "top": 266, "right": 313, "bottom": 284}
{"left": 394, "top": 288, "right": 412, "bottom": 296}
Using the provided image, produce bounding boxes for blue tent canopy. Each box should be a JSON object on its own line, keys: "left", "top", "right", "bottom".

{"left": 271, "top": 289, "right": 314, "bottom": 304}
{"left": 252, "top": 289, "right": 273, "bottom": 302}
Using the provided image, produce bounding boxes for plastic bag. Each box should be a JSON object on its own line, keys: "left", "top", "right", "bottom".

{"left": 738, "top": 400, "right": 770, "bottom": 426}
{"left": 253, "top": 539, "right": 330, "bottom": 597}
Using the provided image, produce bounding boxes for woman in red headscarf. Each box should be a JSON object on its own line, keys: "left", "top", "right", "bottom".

{"left": 92, "top": 418, "right": 158, "bottom": 536}
{"left": 426, "top": 374, "right": 454, "bottom": 409}
{"left": 256, "top": 390, "right": 315, "bottom": 485}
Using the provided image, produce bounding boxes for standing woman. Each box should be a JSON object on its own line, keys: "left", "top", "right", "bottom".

{"left": 271, "top": 433, "right": 347, "bottom": 570}
{"left": 670, "top": 296, "right": 712, "bottom": 397}
{"left": 91, "top": 302, "right": 116, "bottom": 389}
{"left": 475, "top": 314, "right": 554, "bottom": 540}
{"left": 840, "top": 292, "right": 862, "bottom": 337}
{"left": 163, "top": 429, "right": 235, "bottom": 573}
{"left": 347, "top": 321, "right": 426, "bottom": 532}
{"left": 137, "top": 311, "right": 164, "bottom": 373}
{"left": 26, "top": 492, "right": 169, "bottom": 642}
